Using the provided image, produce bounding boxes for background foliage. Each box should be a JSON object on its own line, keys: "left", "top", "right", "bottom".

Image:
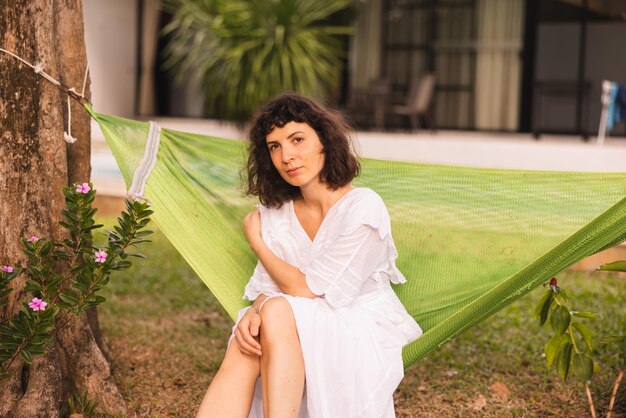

{"left": 163, "top": 0, "right": 355, "bottom": 121}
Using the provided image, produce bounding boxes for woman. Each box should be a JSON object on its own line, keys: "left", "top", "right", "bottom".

{"left": 197, "top": 92, "right": 422, "bottom": 417}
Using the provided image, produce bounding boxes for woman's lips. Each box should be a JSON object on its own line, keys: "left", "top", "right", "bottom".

{"left": 286, "top": 167, "right": 302, "bottom": 176}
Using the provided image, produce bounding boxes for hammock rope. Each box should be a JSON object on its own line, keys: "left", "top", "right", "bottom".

{"left": 0, "top": 47, "right": 90, "bottom": 144}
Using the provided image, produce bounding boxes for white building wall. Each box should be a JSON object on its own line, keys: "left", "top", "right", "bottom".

{"left": 83, "top": 0, "right": 138, "bottom": 117}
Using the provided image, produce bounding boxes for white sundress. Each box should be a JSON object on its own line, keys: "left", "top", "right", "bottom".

{"left": 229, "top": 187, "right": 423, "bottom": 418}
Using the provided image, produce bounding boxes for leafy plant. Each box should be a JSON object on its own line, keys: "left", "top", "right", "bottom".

{"left": 597, "top": 260, "right": 626, "bottom": 418}
{"left": 536, "top": 278, "right": 596, "bottom": 383}
{"left": 162, "top": 0, "right": 355, "bottom": 120}
{"left": 0, "top": 182, "right": 153, "bottom": 380}
{"left": 536, "top": 275, "right": 624, "bottom": 418}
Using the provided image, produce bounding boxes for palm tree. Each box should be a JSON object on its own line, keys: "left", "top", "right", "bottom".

{"left": 163, "top": 0, "right": 354, "bottom": 121}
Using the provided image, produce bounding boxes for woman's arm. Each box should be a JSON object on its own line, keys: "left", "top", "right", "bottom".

{"left": 251, "top": 239, "right": 317, "bottom": 298}
{"left": 244, "top": 208, "right": 318, "bottom": 298}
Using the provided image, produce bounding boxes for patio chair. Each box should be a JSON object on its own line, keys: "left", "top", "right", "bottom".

{"left": 390, "top": 73, "right": 436, "bottom": 131}
{"left": 345, "top": 78, "right": 391, "bottom": 130}
{"left": 368, "top": 78, "right": 391, "bottom": 130}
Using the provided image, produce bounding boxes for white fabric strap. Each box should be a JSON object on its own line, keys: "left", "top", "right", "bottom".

{"left": 128, "top": 121, "right": 161, "bottom": 199}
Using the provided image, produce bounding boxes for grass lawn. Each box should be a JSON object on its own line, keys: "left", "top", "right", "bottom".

{"left": 95, "top": 218, "right": 625, "bottom": 417}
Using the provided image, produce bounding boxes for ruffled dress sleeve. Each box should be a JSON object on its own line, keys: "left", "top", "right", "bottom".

{"left": 302, "top": 190, "right": 404, "bottom": 308}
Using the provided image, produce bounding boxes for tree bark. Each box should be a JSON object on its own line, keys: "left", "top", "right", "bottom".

{"left": 0, "top": 0, "right": 126, "bottom": 415}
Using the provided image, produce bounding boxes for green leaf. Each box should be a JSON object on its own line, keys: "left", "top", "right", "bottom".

{"left": 137, "top": 219, "right": 150, "bottom": 228}
{"left": 555, "top": 342, "right": 573, "bottom": 381}
{"left": 0, "top": 341, "right": 20, "bottom": 349}
{"left": 27, "top": 347, "right": 46, "bottom": 356}
{"left": 572, "top": 322, "right": 593, "bottom": 351}
{"left": 550, "top": 305, "right": 571, "bottom": 335}
{"left": 535, "top": 290, "right": 554, "bottom": 327}
{"left": 545, "top": 334, "right": 564, "bottom": 367}
{"left": 114, "top": 261, "right": 133, "bottom": 270}
{"left": 85, "top": 191, "right": 96, "bottom": 204}
{"left": 47, "top": 274, "right": 64, "bottom": 288}
{"left": 24, "top": 279, "right": 42, "bottom": 292}
{"left": 56, "top": 301, "right": 73, "bottom": 310}
{"left": 601, "top": 335, "right": 626, "bottom": 363}
{"left": 59, "top": 291, "right": 80, "bottom": 304}
{"left": 124, "top": 199, "right": 133, "bottom": 213}
{"left": 596, "top": 260, "right": 626, "bottom": 271}
{"left": 93, "top": 295, "right": 107, "bottom": 304}
{"left": 130, "top": 239, "right": 152, "bottom": 246}
{"left": 114, "top": 225, "right": 125, "bottom": 237}
{"left": 571, "top": 311, "right": 598, "bottom": 319}
{"left": 601, "top": 335, "right": 625, "bottom": 343}
{"left": 125, "top": 252, "right": 147, "bottom": 259}
{"left": 138, "top": 209, "right": 153, "bottom": 218}
{"left": 20, "top": 350, "right": 33, "bottom": 364}
{"left": 71, "top": 281, "right": 89, "bottom": 293}
{"left": 61, "top": 209, "right": 77, "bottom": 222}
{"left": 52, "top": 250, "right": 71, "bottom": 260}
{"left": 572, "top": 352, "right": 594, "bottom": 381}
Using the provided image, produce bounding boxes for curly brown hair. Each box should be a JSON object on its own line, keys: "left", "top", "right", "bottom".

{"left": 244, "top": 92, "right": 360, "bottom": 208}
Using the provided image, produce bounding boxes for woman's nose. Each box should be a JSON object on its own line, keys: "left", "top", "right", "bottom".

{"left": 281, "top": 146, "right": 294, "bottom": 162}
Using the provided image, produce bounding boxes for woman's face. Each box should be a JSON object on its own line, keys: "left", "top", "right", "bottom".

{"left": 265, "top": 121, "right": 325, "bottom": 189}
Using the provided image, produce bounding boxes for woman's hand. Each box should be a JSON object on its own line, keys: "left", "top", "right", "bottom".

{"left": 234, "top": 308, "right": 262, "bottom": 357}
{"left": 243, "top": 207, "right": 263, "bottom": 250}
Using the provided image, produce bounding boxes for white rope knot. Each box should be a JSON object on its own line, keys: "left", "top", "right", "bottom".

{"left": 33, "top": 63, "right": 44, "bottom": 74}
{"left": 63, "top": 132, "right": 77, "bottom": 144}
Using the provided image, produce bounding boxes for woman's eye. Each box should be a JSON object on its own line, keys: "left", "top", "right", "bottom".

{"left": 268, "top": 144, "right": 279, "bottom": 151}
{"left": 293, "top": 137, "right": 304, "bottom": 143}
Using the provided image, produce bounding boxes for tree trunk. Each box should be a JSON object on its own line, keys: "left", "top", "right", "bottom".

{"left": 0, "top": 0, "right": 127, "bottom": 415}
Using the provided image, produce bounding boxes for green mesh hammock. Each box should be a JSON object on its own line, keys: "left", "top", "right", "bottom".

{"left": 85, "top": 104, "right": 626, "bottom": 368}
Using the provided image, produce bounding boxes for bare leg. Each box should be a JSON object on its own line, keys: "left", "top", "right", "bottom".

{"left": 196, "top": 338, "right": 260, "bottom": 417}
{"left": 260, "top": 346, "right": 270, "bottom": 417}
{"left": 259, "top": 297, "right": 305, "bottom": 417}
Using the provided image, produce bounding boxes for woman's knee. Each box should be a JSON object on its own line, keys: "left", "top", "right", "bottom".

{"left": 259, "top": 297, "right": 297, "bottom": 336}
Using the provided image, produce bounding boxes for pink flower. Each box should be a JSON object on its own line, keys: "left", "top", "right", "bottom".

{"left": 28, "top": 297, "right": 47, "bottom": 311}
{"left": 27, "top": 236, "right": 40, "bottom": 243}
{"left": 0, "top": 266, "right": 13, "bottom": 273}
{"left": 549, "top": 277, "right": 559, "bottom": 292}
{"left": 94, "top": 250, "right": 107, "bottom": 263}
{"left": 76, "top": 182, "right": 91, "bottom": 194}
